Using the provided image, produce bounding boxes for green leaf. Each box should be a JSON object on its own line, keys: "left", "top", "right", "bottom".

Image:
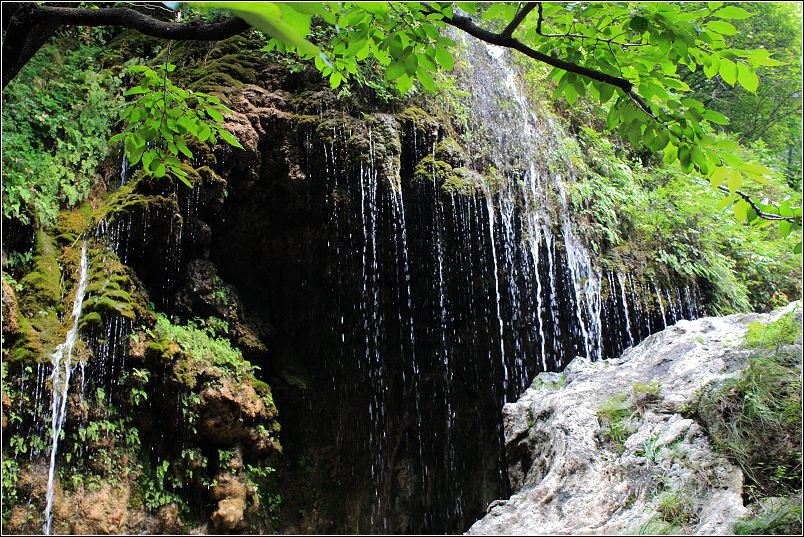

{"left": 173, "top": 168, "right": 194, "bottom": 188}
{"left": 663, "top": 144, "right": 678, "bottom": 165}
{"left": 719, "top": 58, "right": 737, "bottom": 85}
{"left": 629, "top": 16, "right": 649, "bottom": 33}
{"left": 678, "top": 145, "right": 691, "bottom": 169}
{"left": 709, "top": 166, "right": 729, "bottom": 188}
{"left": 198, "top": 2, "right": 318, "bottom": 57}
{"left": 778, "top": 220, "right": 792, "bottom": 238}
{"left": 434, "top": 46, "right": 454, "bottom": 70}
{"left": 417, "top": 67, "right": 436, "bottom": 92}
{"left": 706, "top": 20, "right": 737, "bottom": 35}
{"left": 152, "top": 161, "right": 167, "bottom": 178}
{"left": 703, "top": 56, "right": 721, "bottom": 79}
{"left": 330, "top": 71, "right": 343, "bottom": 89}
{"left": 396, "top": 73, "right": 414, "bottom": 94}
{"left": 744, "top": 49, "right": 785, "bottom": 67}
{"left": 403, "top": 51, "right": 419, "bottom": 75}
{"left": 563, "top": 82, "right": 578, "bottom": 106}
{"left": 736, "top": 63, "right": 758, "bottom": 93}
{"left": 691, "top": 146, "right": 708, "bottom": 171}
{"left": 385, "top": 61, "right": 405, "bottom": 81}
{"left": 713, "top": 6, "right": 752, "bottom": 19}
{"left": 702, "top": 109, "right": 729, "bottom": 125}
{"left": 173, "top": 134, "right": 193, "bottom": 158}
{"left": 733, "top": 199, "right": 749, "bottom": 221}
{"left": 717, "top": 194, "right": 738, "bottom": 210}
{"left": 218, "top": 128, "right": 244, "bottom": 149}
{"left": 141, "top": 150, "right": 156, "bottom": 171}
{"left": 727, "top": 171, "right": 743, "bottom": 193}
{"left": 205, "top": 105, "right": 225, "bottom": 123}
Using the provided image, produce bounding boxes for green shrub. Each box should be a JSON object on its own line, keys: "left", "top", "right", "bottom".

{"left": 148, "top": 313, "right": 258, "bottom": 377}
{"left": 2, "top": 41, "right": 122, "bottom": 225}
{"left": 745, "top": 309, "right": 800, "bottom": 350}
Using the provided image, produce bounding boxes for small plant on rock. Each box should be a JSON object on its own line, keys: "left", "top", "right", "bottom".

{"left": 596, "top": 392, "right": 637, "bottom": 453}
{"left": 655, "top": 487, "right": 696, "bottom": 527}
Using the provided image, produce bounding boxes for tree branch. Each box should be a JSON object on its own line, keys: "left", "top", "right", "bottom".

{"left": 534, "top": 3, "right": 646, "bottom": 48}
{"left": 501, "top": 3, "right": 536, "bottom": 39}
{"left": 423, "top": 4, "right": 658, "bottom": 119}
{"left": 714, "top": 184, "right": 799, "bottom": 223}
{"left": 3, "top": 5, "right": 250, "bottom": 89}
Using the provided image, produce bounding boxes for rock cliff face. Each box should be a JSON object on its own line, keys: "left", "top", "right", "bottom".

{"left": 468, "top": 303, "right": 799, "bottom": 535}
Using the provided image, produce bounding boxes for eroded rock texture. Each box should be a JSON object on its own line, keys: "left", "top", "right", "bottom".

{"left": 468, "top": 304, "right": 799, "bottom": 535}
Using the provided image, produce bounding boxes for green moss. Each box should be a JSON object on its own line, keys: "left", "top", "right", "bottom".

{"left": 172, "top": 358, "right": 200, "bottom": 390}
{"left": 78, "top": 241, "right": 147, "bottom": 328}
{"left": 55, "top": 205, "right": 94, "bottom": 245}
{"left": 19, "top": 231, "right": 62, "bottom": 313}
{"left": 11, "top": 231, "right": 67, "bottom": 362}
{"left": 398, "top": 106, "right": 438, "bottom": 129}
{"left": 78, "top": 311, "right": 103, "bottom": 331}
{"left": 533, "top": 373, "right": 567, "bottom": 391}
{"left": 252, "top": 379, "right": 271, "bottom": 396}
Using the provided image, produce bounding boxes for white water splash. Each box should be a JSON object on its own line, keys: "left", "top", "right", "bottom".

{"left": 44, "top": 241, "right": 89, "bottom": 535}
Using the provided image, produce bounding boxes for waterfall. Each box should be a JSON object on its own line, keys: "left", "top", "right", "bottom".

{"left": 280, "top": 35, "right": 707, "bottom": 532}
{"left": 617, "top": 272, "right": 635, "bottom": 348}
{"left": 44, "top": 241, "right": 89, "bottom": 535}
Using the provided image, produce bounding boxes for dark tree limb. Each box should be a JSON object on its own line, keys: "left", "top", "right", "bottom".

{"left": 2, "top": 3, "right": 250, "bottom": 89}
{"left": 421, "top": 4, "right": 658, "bottom": 119}
{"left": 714, "top": 184, "right": 800, "bottom": 223}
{"left": 534, "top": 3, "right": 645, "bottom": 48}
{"left": 500, "top": 2, "right": 536, "bottom": 39}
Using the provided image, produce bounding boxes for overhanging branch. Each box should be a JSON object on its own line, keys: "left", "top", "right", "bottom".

{"left": 28, "top": 5, "right": 250, "bottom": 40}
{"left": 714, "top": 184, "right": 799, "bottom": 223}
{"left": 501, "top": 3, "right": 537, "bottom": 39}
{"left": 423, "top": 4, "right": 658, "bottom": 118}
{"left": 3, "top": 4, "right": 250, "bottom": 89}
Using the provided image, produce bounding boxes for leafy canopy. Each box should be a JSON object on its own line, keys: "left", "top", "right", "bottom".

{"left": 112, "top": 62, "right": 243, "bottom": 187}
{"left": 178, "top": 2, "right": 800, "bottom": 245}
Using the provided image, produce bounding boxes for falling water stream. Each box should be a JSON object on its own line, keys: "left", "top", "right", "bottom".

{"left": 266, "top": 35, "right": 706, "bottom": 533}
{"left": 24, "top": 28, "right": 709, "bottom": 535}
{"left": 44, "top": 241, "right": 89, "bottom": 535}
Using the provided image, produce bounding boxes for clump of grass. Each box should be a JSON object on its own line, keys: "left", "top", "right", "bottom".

{"left": 632, "top": 380, "right": 662, "bottom": 410}
{"left": 655, "top": 488, "right": 696, "bottom": 526}
{"left": 637, "top": 515, "right": 677, "bottom": 535}
{"left": 597, "top": 392, "right": 637, "bottom": 452}
{"left": 695, "top": 310, "right": 802, "bottom": 498}
{"left": 733, "top": 496, "right": 803, "bottom": 535}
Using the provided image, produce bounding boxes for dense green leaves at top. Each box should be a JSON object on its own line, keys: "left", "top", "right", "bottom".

{"left": 114, "top": 63, "right": 243, "bottom": 186}
{"left": 179, "top": 1, "right": 802, "bottom": 246}
{"left": 2, "top": 42, "right": 122, "bottom": 225}
{"left": 198, "top": 2, "right": 457, "bottom": 96}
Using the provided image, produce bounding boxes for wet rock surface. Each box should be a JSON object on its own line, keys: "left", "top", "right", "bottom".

{"left": 468, "top": 304, "right": 798, "bottom": 535}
